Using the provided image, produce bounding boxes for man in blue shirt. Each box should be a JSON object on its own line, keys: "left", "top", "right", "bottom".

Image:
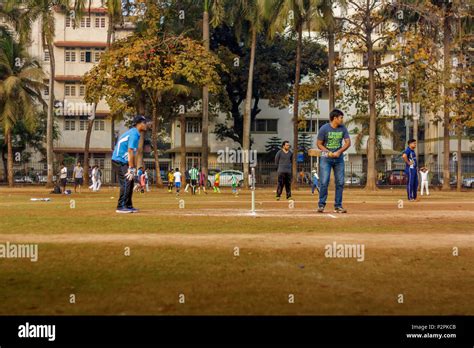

{"left": 402, "top": 138, "right": 418, "bottom": 201}
{"left": 316, "top": 109, "right": 351, "bottom": 213}
{"left": 112, "top": 115, "right": 149, "bottom": 213}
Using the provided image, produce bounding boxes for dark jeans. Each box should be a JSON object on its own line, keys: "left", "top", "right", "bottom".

{"left": 318, "top": 156, "right": 345, "bottom": 208}
{"left": 406, "top": 168, "right": 418, "bottom": 200}
{"left": 276, "top": 172, "right": 292, "bottom": 198}
{"left": 114, "top": 161, "right": 134, "bottom": 209}
{"left": 60, "top": 178, "right": 67, "bottom": 192}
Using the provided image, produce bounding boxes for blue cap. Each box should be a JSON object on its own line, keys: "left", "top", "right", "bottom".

{"left": 132, "top": 115, "right": 149, "bottom": 126}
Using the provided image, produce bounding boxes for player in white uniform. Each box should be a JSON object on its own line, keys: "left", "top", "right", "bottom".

{"left": 420, "top": 167, "right": 430, "bottom": 196}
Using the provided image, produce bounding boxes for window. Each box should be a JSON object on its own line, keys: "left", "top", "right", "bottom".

{"left": 94, "top": 119, "right": 105, "bottom": 131}
{"left": 362, "top": 52, "right": 382, "bottom": 67}
{"left": 44, "top": 49, "right": 50, "bottom": 62}
{"left": 374, "top": 23, "right": 384, "bottom": 34}
{"left": 186, "top": 153, "right": 201, "bottom": 169}
{"left": 80, "top": 16, "right": 91, "bottom": 28}
{"left": 93, "top": 154, "right": 105, "bottom": 167}
{"left": 80, "top": 48, "right": 92, "bottom": 63}
{"left": 65, "top": 15, "right": 72, "bottom": 28}
{"left": 94, "top": 48, "right": 105, "bottom": 63}
{"left": 65, "top": 48, "right": 76, "bottom": 62}
{"left": 95, "top": 14, "right": 106, "bottom": 28}
{"left": 79, "top": 85, "right": 86, "bottom": 97}
{"left": 185, "top": 119, "right": 202, "bottom": 133}
{"left": 65, "top": 84, "right": 76, "bottom": 97}
{"left": 79, "top": 117, "right": 88, "bottom": 131}
{"left": 256, "top": 119, "right": 266, "bottom": 132}
{"left": 251, "top": 119, "right": 278, "bottom": 133}
{"left": 301, "top": 119, "right": 328, "bottom": 133}
{"left": 375, "top": 51, "right": 383, "bottom": 66}
{"left": 64, "top": 117, "right": 76, "bottom": 131}
{"left": 362, "top": 53, "right": 368, "bottom": 67}
{"left": 44, "top": 84, "right": 49, "bottom": 96}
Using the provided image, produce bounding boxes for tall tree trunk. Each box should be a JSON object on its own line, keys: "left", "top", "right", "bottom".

{"left": 242, "top": 25, "right": 257, "bottom": 187}
{"left": 292, "top": 22, "right": 303, "bottom": 186}
{"left": 328, "top": 28, "right": 335, "bottom": 110}
{"left": 136, "top": 133, "right": 144, "bottom": 170}
{"left": 83, "top": 104, "right": 96, "bottom": 186}
{"left": 456, "top": 124, "right": 462, "bottom": 192}
{"left": 7, "top": 128, "right": 13, "bottom": 187}
{"left": 151, "top": 104, "right": 163, "bottom": 187}
{"left": 135, "top": 98, "right": 146, "bottom": 171}
{"left": 201, "top": 7, "right": 210, "bottom": 182}
{"left": 180, "top": 113, "right": 186, "bottom": 175}
{"left": 366, "top": 37, "right": 377, "bottom": 191}
{"left": 442, "top": 10, "right": 451, "bottom": 191}
{"left": 413, "top": 113, "right": 418, "bottom": 160}
{"left": 46, "top": 40, "right": 55, "bottom": 187}
{"left": 2, "top": 146, "right": 8, "bottom": 183}
{"left": 107, "top": 13, "right": 114, "bottom": 46}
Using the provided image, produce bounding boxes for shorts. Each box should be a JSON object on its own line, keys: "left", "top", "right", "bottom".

{"left": 191, "top": 179, "right": 197, "bottom": 186}
{"left": 175, "top": 182, "right": 181, "bottom": 188}
{"left": 74, "top": 178, "right": 83, "bottom": 186}
{"left": 60, "top": 178, "right": 67, "bottom": 187}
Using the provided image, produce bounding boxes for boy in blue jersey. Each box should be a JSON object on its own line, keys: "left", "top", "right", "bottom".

{"left": 402, "top": 139, "right": 418, "bottom": 201}
{"left": 112, "top": 115, "right": 149, "bottom": 213}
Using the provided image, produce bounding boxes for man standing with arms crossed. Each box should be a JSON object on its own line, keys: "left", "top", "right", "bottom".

{"left": 317, "top": 109, "right": 351, "bottom": 213}
{"left": 275, "top": 140, "right": 293, "bottom": 201}
{"left": 112, "top": 115, "right": 149, "bottom": 213}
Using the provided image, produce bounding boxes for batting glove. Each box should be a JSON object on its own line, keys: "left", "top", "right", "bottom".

{"left": 125, "top": 167, "right": 136, "bottom": 181}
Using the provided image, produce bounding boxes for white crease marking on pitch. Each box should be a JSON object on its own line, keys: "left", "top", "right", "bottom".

{"left": 176, "top": 210, "right": 337, "bottom": 218}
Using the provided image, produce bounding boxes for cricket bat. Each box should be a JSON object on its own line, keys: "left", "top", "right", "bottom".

{"left": 308, "top": 148, "right": 329, "bottom": 157}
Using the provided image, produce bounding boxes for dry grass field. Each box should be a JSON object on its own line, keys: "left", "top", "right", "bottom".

{"left": 0, "top": 186, "right": 473, "bottom": 315}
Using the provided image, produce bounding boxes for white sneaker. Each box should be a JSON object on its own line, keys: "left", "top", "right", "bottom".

{"left": 116, "top": 208, "right": 133, "bottom": 214}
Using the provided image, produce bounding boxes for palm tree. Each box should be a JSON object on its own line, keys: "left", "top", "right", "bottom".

{"left": 0, "top": 29, "right": 45, "bottom": 187}
{"left": 104, "top": 0, "right": 122, "bottom": 46}
{"left": 221, "top": 0, "right": 265, "bottom": 186}
{"left": 313, "top": 0, "right": 346, "bottom": 110}
{"left": 262, "top": 0, "right": 318, "bottom": 184}
{"left": 201, "top": 0, "right": 211, "bottom": 186}
{"left": 345, "top": 114, "right": 395, "bottom": 160}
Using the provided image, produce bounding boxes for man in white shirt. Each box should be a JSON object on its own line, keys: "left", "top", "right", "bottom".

{"left": 73, "top": 162, "right": 84, "bottom": 193}
{"left": 94, "top": 166, "right": 102, "bottom": 192}
{"left": 420, "top": 167, "right": 430, "bottom": 196}
{"left": 174, "top": 168, "right": 182, "bottom": 196}
{"left": 59, "top": 163, "right": 68, "bottom": 193}
{"left": 89, "top": 166, "right": 97, "bottom": 191}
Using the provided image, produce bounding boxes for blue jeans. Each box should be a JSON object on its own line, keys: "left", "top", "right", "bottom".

{"left": 311, "top": 179, "right": 319, "bottom": 194}
{"left": 318, "top": 156, "right": 345, "bottom": 208}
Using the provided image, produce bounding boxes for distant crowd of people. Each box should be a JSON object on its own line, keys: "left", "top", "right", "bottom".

{"left": 167, "top": 166, "right": 238, "bottom": 196}
{"left": 56, "top": 161, "right": 102, "bottom": 194}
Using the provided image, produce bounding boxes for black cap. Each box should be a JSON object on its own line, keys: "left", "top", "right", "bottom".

{"left": 132, "top": 115, "right": 149, "bottom": 126}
